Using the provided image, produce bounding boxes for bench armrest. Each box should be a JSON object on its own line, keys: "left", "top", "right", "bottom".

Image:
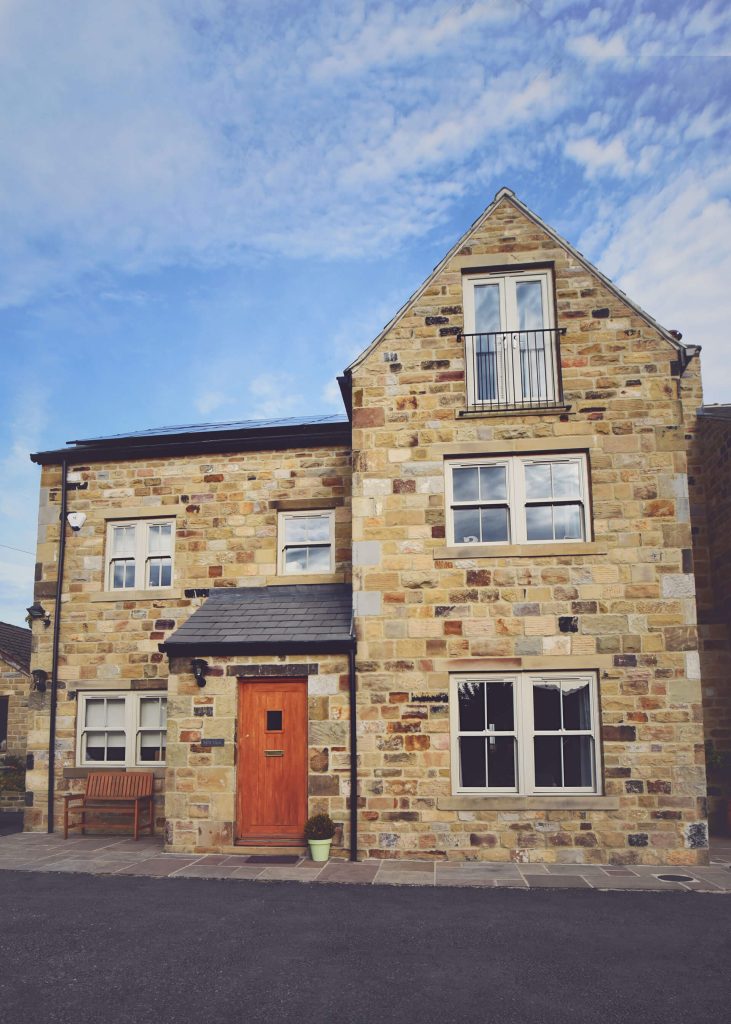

{"left": 62, "top": 794, "right": 85, "bottom": 805}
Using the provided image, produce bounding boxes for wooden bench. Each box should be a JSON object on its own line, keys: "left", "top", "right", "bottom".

{"left": 63, "top": 771, "right": 155, "bottom": 840}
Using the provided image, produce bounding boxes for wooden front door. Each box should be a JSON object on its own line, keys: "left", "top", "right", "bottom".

{"left": 236, "top": 680, "right": 308, "bottom": 842}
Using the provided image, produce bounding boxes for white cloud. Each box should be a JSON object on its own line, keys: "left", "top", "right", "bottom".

{"left": 565, "top": 135, "right": 631, "bottom": 178}
{"left": 312, "top": 0, "right": 516, "bottom": 80}
{"left": 194, "top": 390, "right": 230, "bottom": 417}
{"left": 566, "top": 31, "right": 627, "bottom": 60}
{"left": 589, "top": 167, "right": 731, "bottom": 401}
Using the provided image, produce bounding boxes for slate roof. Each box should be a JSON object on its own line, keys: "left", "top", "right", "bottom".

{"left": 0, "top": 621, "right": 32, "bottom": 673}
{"left": 31, "top": 413, "right": 351, "bottom": 466}
{"left": 75, "top": 413, "right": 348, "bottom": 444}
{"left": 698, "top": 405, "right": 731, "bottom": 422}
{"left": 160, "top": 584, "right": 353, "bottom": 655}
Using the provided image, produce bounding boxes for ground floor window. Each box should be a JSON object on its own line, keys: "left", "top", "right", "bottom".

{"left": 76, "top": 691, "right": 167, "bottom": 767}
{"left": 449, "top": 672, "right": 600, "bottom": 795}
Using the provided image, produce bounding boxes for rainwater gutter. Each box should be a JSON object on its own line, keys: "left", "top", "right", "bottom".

{"left": 47, "top": 458, "right": 68, "bottom": 833}
{"left": 348, "top": 636, "right": 358, "bottom": 862}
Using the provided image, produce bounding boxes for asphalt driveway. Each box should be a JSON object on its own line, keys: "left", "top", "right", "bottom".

{"left": 0, "top": 871, "right": 728, "bottom": 1023}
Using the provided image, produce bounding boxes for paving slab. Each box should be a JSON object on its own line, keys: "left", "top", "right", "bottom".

{"left": 316, "top": 862, "right": 380, "bottom": 884}
{"left": 527, "top": 874, "right": 591, "bottom": 888}
{"left": 174, "top": 864, "right": 253, "bottom": 879}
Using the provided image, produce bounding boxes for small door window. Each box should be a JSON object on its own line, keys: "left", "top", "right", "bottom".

{"left": 266, "top": 710, "right": 283, "bottom": 732}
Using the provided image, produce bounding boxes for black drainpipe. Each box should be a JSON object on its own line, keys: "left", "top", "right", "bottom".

{"left": 348, "top": 638, "right": 358, "bottom": 862}
{"left": 47, "top": 458, "right": 68, "bottom": 833}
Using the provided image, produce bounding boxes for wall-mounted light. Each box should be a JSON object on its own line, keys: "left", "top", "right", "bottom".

{"left": 191, "top": 659, "right": 209, "bottom": 688}
{"left": 26, "top": 603, "right": 51, "bottom": 628}
{"left": 66, "top": 512, "right": 87, "bottom": 531}
{"left": 31, "top": 669, "right": 48, "bottom": 693}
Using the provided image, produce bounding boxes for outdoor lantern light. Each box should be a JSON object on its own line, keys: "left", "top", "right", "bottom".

{"left": 26, "top": 602, "right": 51, "bottom": 628}
{"left": 191, "top": 659, "right": 209, "bottom": 688}
{"left": 31, "top": 669, "right": 48, "bottom": 693}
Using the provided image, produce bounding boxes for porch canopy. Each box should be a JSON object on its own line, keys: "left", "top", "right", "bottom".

{"left": 159, "top": 583, "right": 354, "bottom": 656}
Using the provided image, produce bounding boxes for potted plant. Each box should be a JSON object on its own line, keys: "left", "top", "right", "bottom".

{"left": 304, "top": 812, "right": 336, "bottom": 861}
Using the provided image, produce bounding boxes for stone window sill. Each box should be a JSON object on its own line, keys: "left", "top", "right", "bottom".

{"left": 63, "top": 767, "right": 166, "bottom": 780}
{"left": 438, "top": 796, "right": 620, "bottom": 812}
{"left": 89, "top": 588, "right": 184, "bottom": 603}
{"left": 434, "top": 542, "right": 607, "bottom": 560}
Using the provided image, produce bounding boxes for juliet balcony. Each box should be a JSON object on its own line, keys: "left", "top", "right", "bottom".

{"left": 461, "top": 327, "right": 566, "bottom": 414}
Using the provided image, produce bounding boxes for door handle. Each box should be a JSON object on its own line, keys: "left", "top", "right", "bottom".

{"left": 265, "top": 750, "right": 284, "bottom": 757}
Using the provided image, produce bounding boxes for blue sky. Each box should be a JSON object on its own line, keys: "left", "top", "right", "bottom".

{"left": 1, "top": 0, "right": 729, "bottom": 626}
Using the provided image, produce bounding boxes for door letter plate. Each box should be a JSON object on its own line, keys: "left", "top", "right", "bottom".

{"left": 265, "top": 750, "right": 284, "bottom": 757}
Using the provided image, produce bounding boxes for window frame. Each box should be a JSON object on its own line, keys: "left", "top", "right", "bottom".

{"left": 462, "top": 268, "right": 558, "bottom": 407}
{"left": 277, "top": 509, "right": 335, "bottom": 576}
{"left": 445, "top": 453, "right": 591, "bottom": 548}
{"left": 105, "top": 518, "right": 175, "bottom": 592}
{"left": 76, "top": 690, "right": 168, "bottom": 768}
{"left": 449, "top": 672, "right": 601, "bottom": 797}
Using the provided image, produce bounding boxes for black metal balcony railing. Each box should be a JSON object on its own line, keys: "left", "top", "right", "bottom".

{"left": 461, "top": 328, "right": 565, "bottom": 413}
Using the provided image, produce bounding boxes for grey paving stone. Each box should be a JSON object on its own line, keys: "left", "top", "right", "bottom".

{"left": 527, "top": 875, "right": 591, "bottom": 888}
{"left": 378, "top": 860, "right": 434, "bottom": 873}
{"left": 375, "top": 871, "right": 435, "bottom": 886}
{"left": 257, "top": 866, "right": 324, "bottom": 881}
{"left": 173, "top": 865, "right": 245, "bottom": 879}
{"left": 316, "top": 863, "right": 379, "bottom": 884}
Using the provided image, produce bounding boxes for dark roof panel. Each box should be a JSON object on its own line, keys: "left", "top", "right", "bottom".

{"left": 698, "top": 405, "right": 731, "bottom": 422}
{"left": 0, "top": 621, "right": 32, "bottom": 673}
{"left": 160, "top": 584, "right": 353, "bottom": 654}
{"left": 75, "top": 413, "right": 348, "bottom": 444}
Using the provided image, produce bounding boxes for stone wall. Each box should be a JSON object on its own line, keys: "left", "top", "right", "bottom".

{"left": 25, "top": 443, "right": 351, "bottom": 832}
{"left": 349, "top": 193, "right": 709, "bottom": 865}
{"left": 0, "top": 655, "right": 30, "bottom": 758}
{"left": 165, "top": 654, "right": 351, "bottom": 853}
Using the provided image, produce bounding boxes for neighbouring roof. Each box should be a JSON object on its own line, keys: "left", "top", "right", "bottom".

{"left": 0, "top": 621, "right": 32, "bottom": 674}
{"left": 159, "top": 583, "right": 354, "bottom": 656}
{"left": 347, "top": 187, "right": 699, "bottom": 373}
{"left": 30, "top": 414, "right": 350, "bottom": 466}
{"left": 698, "top": 405, "right": 731, "bottom": 422}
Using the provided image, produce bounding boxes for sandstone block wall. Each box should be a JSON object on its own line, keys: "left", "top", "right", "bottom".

{"left": 25, "top": 444, "right": 351, "bottom": 832}
{"left": 0, "top": 656, "right": 30, "bottom": 758}
{"left": 349, "top": 194, "right": 709, "bottom": 865}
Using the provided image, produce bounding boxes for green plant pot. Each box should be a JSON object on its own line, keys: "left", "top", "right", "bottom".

{"left": 308, "top": 838, "right": 332, "bottom": 862}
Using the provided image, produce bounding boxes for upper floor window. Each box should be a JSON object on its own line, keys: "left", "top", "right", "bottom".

{"left": 446, "top": 454, "right": 590, "bottom": 547}
{"left": 77, "top": 691, "right": 167, "bottom": 767}
{"left": 462, "top": 269, "right": 561, "bottom": 412}
{"left": 278, "top": 510, "right": 334, "bottom": 575}
{"left": 450, "top": 673, "right": 600, "bottom": 795}
{"left": 106, "top": 519, "right": 174, "bottom": 591}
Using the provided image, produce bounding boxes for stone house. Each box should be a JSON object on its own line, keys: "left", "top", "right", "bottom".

{"left": 0, "top": 621, "right": 31, "bottom": 757}
{"left": 689, "top": 404, "right": 731, "bottom": 830}
{"left": 25, "top": 189, "right": 718, "bottom": 864}
{"left": 0, "top": 621, "right": 31, "bottom": 811}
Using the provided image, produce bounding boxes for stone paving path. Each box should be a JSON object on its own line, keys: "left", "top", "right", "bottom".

{"left": 1, "top": 831, "right": 730, "bottom": 891}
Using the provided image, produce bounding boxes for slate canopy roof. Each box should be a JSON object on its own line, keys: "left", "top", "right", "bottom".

{"left": 159, "top": 584, "right": 354, "bottom": 656}
{"left": 0, "top": 621, "right": 32, "bottom": 674}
